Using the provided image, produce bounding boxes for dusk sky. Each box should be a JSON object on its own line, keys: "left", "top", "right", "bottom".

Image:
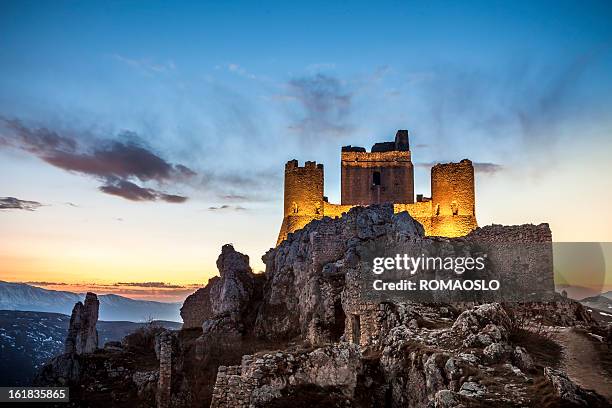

{"left": 1, "top": 1, "right": 612, "bottom": 301}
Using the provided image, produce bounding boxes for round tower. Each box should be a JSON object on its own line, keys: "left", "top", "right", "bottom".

{"left": 277, "top": 160, "right": 324, "bottom": 244}
{"left": 430, "top": 159, "right": 477, "bottom": 236}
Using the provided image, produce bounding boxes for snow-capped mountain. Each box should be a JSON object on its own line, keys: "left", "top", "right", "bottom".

{"left": 0, "top": 281, "right": 182, "bottom": 322}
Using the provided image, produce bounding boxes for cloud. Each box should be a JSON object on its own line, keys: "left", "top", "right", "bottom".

{"left": 114, "top": 281, "right": 187, "bottom": 289}
{"left": 25, "top": 281, "right": 67, "bottom": 286}
{"left": 220, "top": 194, "right": 249, "bottom": 201}
{"left": 0, "top": 197, "right": 43, "bottom": 211}
{"left": 285, "top": 73, "right": 353, "bottom": 137}
{"left": 99, "top": 179, "right": 188, "bottom": 203}
{"left": 226, "top": 63, "right": 257, "bottom": 79}
{"left": 410, "top": 50, "right": 608, "bottom": 166}
{"left": 26, "top": 281, "right": 202, "bottom": 302}
{"left": 208, "top": 204, "right": 246, "bottom": 211}
{"left": 0, "top": 118, "right": 194, "bottom": 203}
{"left": 198, "top": 168, "right": 281, "bottom": 203}
{"left": 112, "top": 54, "right": 176, "bottom": 74}
{"left": 472, "top": 162, "right": 503, "bottom": 174}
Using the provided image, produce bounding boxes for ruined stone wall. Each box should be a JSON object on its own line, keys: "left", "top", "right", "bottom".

{"left": 210, "top": 344, "right": 361, "bottom": 408}
{"left": 341, "top": 150, "right": 414, "bottom": 206}
{"left": 210, "top": 364, "right": 252, "bottom": 408}
{"left": 322, "top": 201, "right": 353, "bottom": 219}
{"left": 157, "top": 331, "right": 172, "bottom": 408}
{"left": 395, "top": 201, "right": 433, "bottom": 236}
{"left": 464, "top": 223, "right": 555, "bottom": 299}
{"left": 276, "top": 160, "right": 324, "bottom": 245}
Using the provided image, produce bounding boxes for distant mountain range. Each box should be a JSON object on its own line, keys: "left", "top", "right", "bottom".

{"left": 0, "top": 281, "right": 183, "bottom": 322}
{"left": 0, "top": 310, "right": 181, "bottom": 386}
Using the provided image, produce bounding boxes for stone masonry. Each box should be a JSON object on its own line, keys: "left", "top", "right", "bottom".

{"left": 157, "top": 331, "right": 172, "bottom": 408}
{"left": 277, "top": 129, "right": 478, "bottom": 244}
{"left": 210, "top": 343, "right": 361, "bottom": 408}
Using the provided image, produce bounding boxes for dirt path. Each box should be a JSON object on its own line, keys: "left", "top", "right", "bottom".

{"left": 553, "top": 327, "right": 612, "bottom": 401}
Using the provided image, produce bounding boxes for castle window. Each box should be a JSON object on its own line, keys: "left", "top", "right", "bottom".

{"left": 451, "top": 201, "right": 459, "bottom": 216}
{"left": 372, "top": 171, "right": 381, "bottom": 186}
{"left": 292, "top": 202, "right": 298, "bottom": 214}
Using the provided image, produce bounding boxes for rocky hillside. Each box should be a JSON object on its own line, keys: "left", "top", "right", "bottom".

{"left": 36, "top": 205, "right": 612, "bottom": 407}
{"left": 0, "top": 310, "right": 180, "bottom": 386}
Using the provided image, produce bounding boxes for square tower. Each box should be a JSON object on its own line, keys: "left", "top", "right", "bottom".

{"left": 340, "top": 130, "right": 414, "bottom": 205}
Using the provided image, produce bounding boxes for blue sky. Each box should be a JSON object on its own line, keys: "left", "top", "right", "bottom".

{"left": 1, "top": 1, "right": 611, "bottom": 295}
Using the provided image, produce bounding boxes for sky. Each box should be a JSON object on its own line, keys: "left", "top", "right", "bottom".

{"left": 1, "top": 1, "right": 612, "bottom": 301}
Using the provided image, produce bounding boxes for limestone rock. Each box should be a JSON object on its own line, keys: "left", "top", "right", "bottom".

{"left": 483, "top": 342, "right": 513, "bottom": 363}
{"left": 180, "top": 282, "right": 216, "bottom": 329}
{"left": 210, "top": 244, "right": 256, "bottom": 316}
{"left": 458, "top": 381, "right": 485, "bottom": 397}
{"left": 433, "top": 389, "right": 464, "bottom": 408}
{"left": 65, "top": 292, "right": 99, "bottom": 355}
{"left": 180, "top": 244, "right": 261, "bottom": 331}
{"left": 452, "top": 303, "right": 511, "bottom": 338}
{"left": 512, "top": 346, "right": 534, "bottom": 371}
{"left": 544, "top": 367, "right": 588, "bottom": 406}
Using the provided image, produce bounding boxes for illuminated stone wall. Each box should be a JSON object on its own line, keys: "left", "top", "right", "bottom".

{"left": 341, "top": 150, "right": 414, "bottom": 205}
{"left": 429, "top": 159, "right": 477, "bottom": 237}
{"left": 276, "top": 135, "right": 479, "bottom": 245}
{"left": 276, "top": 160, "right": 324, "bottom": 245}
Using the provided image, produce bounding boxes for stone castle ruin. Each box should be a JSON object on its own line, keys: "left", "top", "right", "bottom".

{"left": 35, "top": 130, "right": 611, "bottom": 408}
{"left": 277, "top": 129, "right": 477, "bottom": 244}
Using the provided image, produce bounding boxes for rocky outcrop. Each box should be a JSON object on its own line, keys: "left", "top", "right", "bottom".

{"left": 181, "top": 284, "right": 215, "bottom": 329}
{"left": 544, "top": 367, "right": 608, "bottom": 407}
{"left": 255, "top": 205, "right": 425, "bottom": 344}
{"left": 36, "top": 205, "right": 612, "bottom": 408}
{"left": 65, "top": 292, "right": 99, "bottom": 355}
{"left": 181, "top": 244, "right": 263, "bottom": 331}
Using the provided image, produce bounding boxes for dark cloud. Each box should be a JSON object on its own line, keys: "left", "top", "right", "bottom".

{"left": 0, "top": 118, "right": 194, "bottom": 202}
{"left": 208, "top": 204, "right": 246, "bottom": 211}
{"left": 99, "top": 179, "right": 188, "bottom": 203}
{"left": 199, "top": 169, "right": 281, "bottom": 203}
{"left": 220, "top": 194, "right": 249, "bottom": 201}
{"left": 286, "top": 73, "right": 352, "bottom": 136}
{"left": 0, "top": 196, "right": 43, "bottom": 211}
{"left": 415, "top": 162, "right": 503, "bottom": 175}
{"left": 473, "top": 162, "right": 503, "bottom": 174}
{"left": 25, "top": 281, "right": 68, "bottom": 286}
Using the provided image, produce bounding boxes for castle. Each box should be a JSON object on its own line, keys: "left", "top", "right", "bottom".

{"left": 277, "top": 129, "right": 478, "bottom": 244}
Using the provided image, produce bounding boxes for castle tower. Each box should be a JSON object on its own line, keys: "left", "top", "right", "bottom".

{"left": 429, "top": 159, "right": 477, "bottom": 236}
{"left": 340, "top": 130, "right": 414, "bottom": 205}
{"left": 277, "top": 160, "right": 324, "bottom": 245}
